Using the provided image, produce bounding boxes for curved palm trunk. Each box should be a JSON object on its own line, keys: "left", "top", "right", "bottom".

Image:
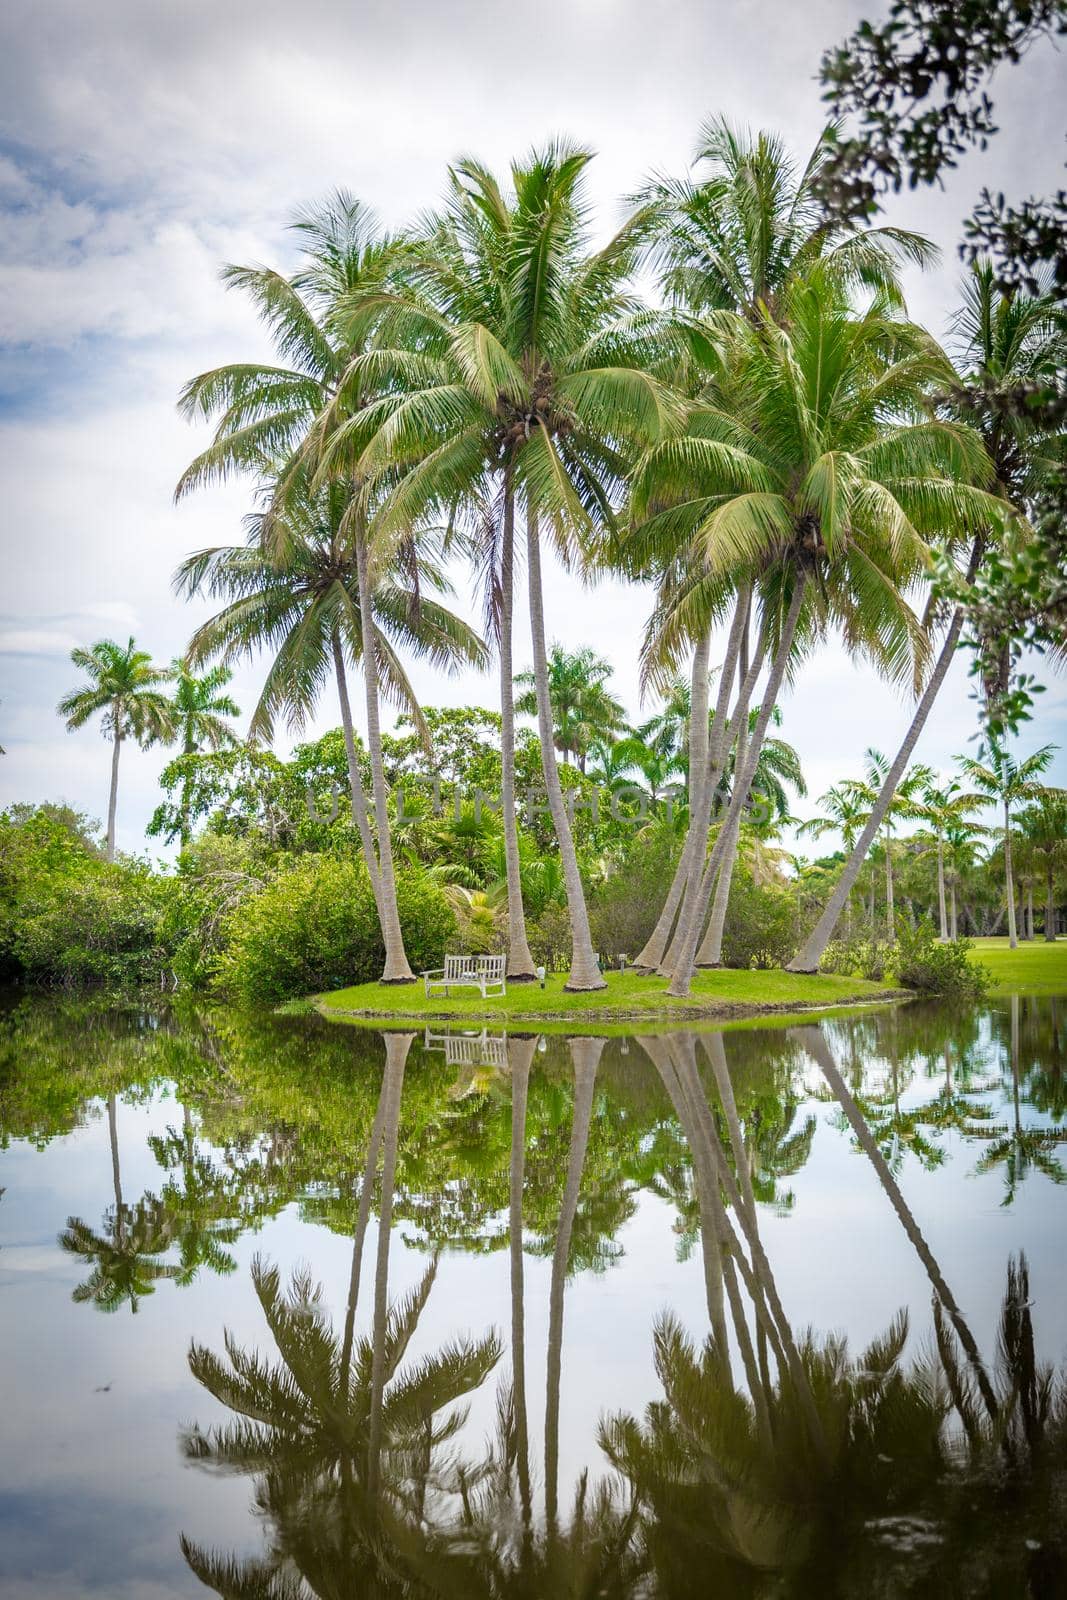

{"left": 331, "top": 628, "right": 382, "bottom": 907}
{"left": 937, "top": 836, "right": 948, "bottom": 940}
{"left": 795, "top": 1024, "right": 999, "bottom": 1420}
{"left": 789, "top": 603, "right": 968, "bottom": 971}
{"left": 354, "top": 534, "right": 414, "bottom": 983}
{"left": 545, "top": 1037, "right": 602, "bottom": 1528}
{"left": 669, "top": 578, "right": 806, "bottom": 997}
{"left": 508, "top": 1035, "right": 537, "bottom": 1522}
{"left": 1004, "top": 799, "right": 1018, "bottom": 949}
{"left": 693, "top": 612, "right": 755, "bottom": 970}
{"left": 106, "top": 730, "right": 122, "bottom": 862}
{"left": 500, "top": 486, "right": 537, "bottom": 980}
{"left": 367, "top": 1032, "right": 412, "bottom": 1498}
{"left": 525, "top": 508, "right": 604, "bottom": 990}
{"left": 633, "top": 592, "right": 747, "bottom": 973}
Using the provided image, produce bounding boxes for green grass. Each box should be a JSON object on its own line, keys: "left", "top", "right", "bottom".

{"left": 315, "top": 966, "right": 903, "bottom": 1028}
{"left": 969, "top": 937, "right": 1067, "bottom": 996}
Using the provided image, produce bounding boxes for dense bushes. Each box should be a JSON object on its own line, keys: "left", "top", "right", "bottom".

{"left": 823, "top": 918, "right": 990, "bottom": 998}
{"left": 720, "top": 868, "right": 797, "bottom": 970}
{"left": 892, "top": 922, "right": 990, "bottom": 1000}
{"left": 215, "top": 855, "right": 456, "bottom": 1003}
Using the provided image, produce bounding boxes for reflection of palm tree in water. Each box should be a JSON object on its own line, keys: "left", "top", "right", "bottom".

{"left": 975, "top": 994, "right": 1067, "bottom": 1203}
{"left": 181, "top": 1031, "right": 502, "bottom": 1596}
{"left": 59, "top": 1092, "right": 179, "bottom": 1314}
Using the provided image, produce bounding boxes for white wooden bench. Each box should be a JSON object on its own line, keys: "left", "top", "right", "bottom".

{"left": 422, "top": 953, "right": 507, "bottom": 999}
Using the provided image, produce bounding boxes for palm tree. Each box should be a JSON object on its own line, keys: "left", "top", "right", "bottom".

{"left": 632, "top": 270, "right": 998, "bottom": 996}
{"left": 916, "top": 775, "right": 982, "bottom": 938}
{"left": 327, "top": 144, "right": 682, "bottom": 989}
{"left": 629, "top": 119, "right": 933, "bottom": 980}
{"left": 1017, "top": 789, "right": 1067, "bottom": 941}
{"left": 57, "top": 638, "right": 173, "bottom": 861}
{"left": 165, "top": 661, "right": 240, "bottom": 847}
{"left": 59, "top": 1094, "right": 180, "bottom": 1313}
{"left": 175, "top": 193, "right": 456, "bottom": 982}
{"left": 944, "top": 816, "right": 989, "bottom": 938}
{"left": 791, "top": 261, "right": 1065, "bottom": 970}
{"left": 514, "top": 644, "right": 627, "bottom": 772}
{"left": 959, "top": 740, "right": 1056, "bottom": 947}
{"left": 176, "top": 475, "right": 485, "bottom": 976}
{"left": 842, "top": 748, "right": 929, "bottom": 939}
{"left": 797, "top": 781, "right": 869, "bottom": 933}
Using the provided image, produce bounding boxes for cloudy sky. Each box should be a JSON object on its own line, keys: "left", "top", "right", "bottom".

{"left": 1, "top": 0, "right": 1064, "bottom": 857}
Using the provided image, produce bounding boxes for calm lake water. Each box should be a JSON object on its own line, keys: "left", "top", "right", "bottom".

{"left": 1, "top": 990, "right": 1065, "bottom": 1597}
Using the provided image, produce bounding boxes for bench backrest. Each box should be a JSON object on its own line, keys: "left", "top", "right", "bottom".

{"left": 443, "top": 953, "right": 506, "bottom": 980}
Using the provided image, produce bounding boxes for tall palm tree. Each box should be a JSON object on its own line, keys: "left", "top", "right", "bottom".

{"left": 944, "top": 815, "right": 989, "bottom": 938}
{"left": 632, "top": 271, "right": 998, "bottom": 995}
{"left": 165, "top": 661, "right": 240, "bottom": 847}
{"left": 514, "top": 644, "right": 627, "bottom": 772}
{"left": 325, "top": 144, "right": 682, "bottom": 989}
{"left": 176, "top": 476, "right": 485, "bottom": 977}
{"left": 1017, "top": 789, "right": 1067, "bottom": 941}
{"left": 175, "top": 193, "right": 453, "bottom": 982}
{"left": 791, "top": 262, "right": 1065, "bottom": 970}
{"left": 959, "top": 740, "right": 1056, "bottom": 947}
{"left": 57, "top": 638, "right": 173, "bottom": 860}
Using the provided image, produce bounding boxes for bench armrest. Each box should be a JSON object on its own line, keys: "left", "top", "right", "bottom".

{"left": 422, "top": 968, "right": 445, "bottom": 980}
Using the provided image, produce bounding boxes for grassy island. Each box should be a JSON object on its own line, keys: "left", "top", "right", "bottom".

{"left": 315, "top": 967, "right": 906, "bottom": 1028}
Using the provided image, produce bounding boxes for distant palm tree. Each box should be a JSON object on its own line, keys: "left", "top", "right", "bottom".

{"left": 916, "top": 777, "right": 983, "bottom": 938}
{"left": 165, "top": 661, "right": 240, "bottom": 846}
{"left": 515, "top": 645, "right": 627, "bottom": 773}
{"left": 57, "top": 638, "right": 173, "bottom": 860}
{"left": 959, "top": 741, "right": 1056, "bottom": 947}
{"left": 1017, "top": 789, "right": 1067, "bottom": 942}
{"left": 843, "top": 748, "right": 929, "bottom": 938}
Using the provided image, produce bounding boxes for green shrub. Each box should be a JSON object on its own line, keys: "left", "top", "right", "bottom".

{"left": 216, "top": 855, "right": 456, "bottom": 1003}
{"left": 16, "top": 864, "right": 174, "bottom": 987}
{"left": 892, "top": 922, "right": 990, "bottom": 999}
{"left": 527, "top": 902, "right": 572, "bottom": 972}
{"left": 720, "top": 869, "right": 797, "bottom": 970}
{"left": 588, "top": 829, "right": 680, "bottom": 962}
{"left": 820, "top": 930, "right": 896, "bottom": 982}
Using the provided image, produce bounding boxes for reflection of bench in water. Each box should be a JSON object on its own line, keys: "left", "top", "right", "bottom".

{"left": 424, "top": 1026, "right": 509, "bottom": 1070}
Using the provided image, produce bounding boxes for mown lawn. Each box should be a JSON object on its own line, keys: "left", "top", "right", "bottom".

{"left": 316, "top": 966, "right": 901, "bottom": 1024}
{"left": 969, "top": 937, "right": 1067, "bottom": 996}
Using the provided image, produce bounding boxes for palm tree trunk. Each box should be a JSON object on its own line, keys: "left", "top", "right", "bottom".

{"left": 108, "top": 1093, "right": 122, "bottom": 1215}
{"left": 331, "top": 627, "right": 381, "bottom": 907}
{"left": 106, "top": 730, "right": 122, "bottom": 862}
{"left": 339, "top": 1054, "right": 391, "bottom": 1380}
{"left": 367, "top": 1032, "right": 412, "bottom": 1498}
{"left": 1047, "top": 863, "right": 1056, "bottom": 941}
{"left": 1026, "top": 881, "right": 1035, "bottom": 941}
{"left": 508, "top": 1035, "right": 537, "bottom": 1522}
{"left": 885, "top": 832, "right": 895, "bottom": 938}
{"left": 500, "top": 484, "right": 537, "bottom": 980}
{"left": 695, "top": 613, "right": 753, "bottom": 972}
{"left": 937, "top": 837, "right": 948, "bottom": 940}
{"left": 633, "top": 590, "right": 748, "bottom": 972}
{"left": 789, "top": 598, "right": 969, "bottom": 972}
{"left": 669, "top": 577, "right": 807, "bottom": 997}
{"left": 1004, "top": 799, "right": 1018, "bottom": 949}
{"left": 795, "top": 1024, "right": 1000, "bottom": 1421}
{"left": 662, "top": 607, "right": 765, "bottom": 976}
{"left": 525, "top": 507, "right": 604, "bottom": 990}
{"left": 545, "top": 1038, "right": 602, "bottom": 1529}
{"left": 354, "top": 533, "right": 415, "bottom": 983}
{"left": 950, "top": 879, "right": 959, "bottom": 940}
